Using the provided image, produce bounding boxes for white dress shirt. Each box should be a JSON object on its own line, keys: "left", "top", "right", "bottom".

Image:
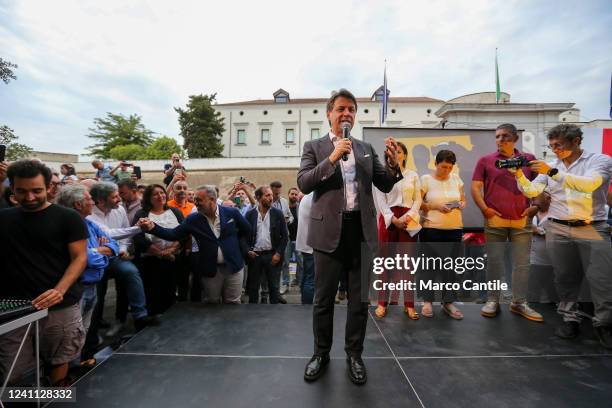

{"left": 516, "top": 150, "right": 612, "bottom": 221}
{"left": 253, "top": 208, "right": 273, "bottom": 251}
{"left": 374, "top": 168, "right": 422, "bottom": 229}
{"left": 330, "top": 131, "right": 359, "bottom": 211}
{"left": 205, "top": 205, "right": 224, "bottom": 264}
{"left": 88, "top": 205, "right": 141, "bottom": 253}
{"left": 189, "top": 205, "right": 199, "bottom": 253}
{"left": 296, "top": 193, "right": 313, "bottom": 254}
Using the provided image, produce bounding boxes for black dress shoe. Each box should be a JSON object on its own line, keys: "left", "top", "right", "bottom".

{"left": 134, "top": 316, "right": 161, "bottom": 332}
{"left": 594, "top": 326, "right": 612, "bottom": 349}
{"left": 555, "top": 321, "right": 580, "bottom": 339}
{"left": 347, "top": 356, "right": 367, "bottom": 385}
{"left": 304, "top": 355, "right": 329, "bottom": 382}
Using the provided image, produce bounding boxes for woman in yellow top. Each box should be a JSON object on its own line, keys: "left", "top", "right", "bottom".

{"left": 419, "top": 150, "right": 466, "bottom": 320}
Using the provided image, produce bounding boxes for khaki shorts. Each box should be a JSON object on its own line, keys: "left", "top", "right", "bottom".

{"left": 0, "top": 303, "right": 85, "bottom": 383}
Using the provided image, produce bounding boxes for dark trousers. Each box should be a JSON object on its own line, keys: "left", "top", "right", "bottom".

{"left": 137, "top": 256, "right": 177, "bottom": 315}
{"left": 188, "top": 253, "right": 203, "bottom": 302}
{"left": 247, "top": 251, "right": 281, "bottom": 304}
{"left": 418, "top": 228, "right": 463, "bottom": 303}
{"left": 300, "top": 252, "right": 315, "bottom": 305}
{"left": 313, "top": 214, "right": 368, "bottom": 358}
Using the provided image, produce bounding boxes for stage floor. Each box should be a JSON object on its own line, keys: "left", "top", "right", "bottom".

{"left": 48, "top": 303, "right": 612, "bottom": 408}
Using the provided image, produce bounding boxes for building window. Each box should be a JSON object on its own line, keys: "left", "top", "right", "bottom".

{"left": 237, "top": 129, "right": 246, "bottom": 145}
{"left": 285, "top": 129, "right": 295, "bottom": 144}
{"left": 263, "top": 110, "right": 268, "bottom": 115}
{"left": 313, "top": 109, "right": 318, "bottom": 114}
{"left": 275, "top": 95, "right": 288, "bottom": 103}
{"left": 311, "top": 128, "right": 319, "bottom": 140}
{"left": 288, "top": 110, "right": 292, "bottom": 114}
{"left": 364, "top": 109, "right": 369, "bottom": 114}
{"left": 261, "top": 129, "right": 270, "bottom": 144}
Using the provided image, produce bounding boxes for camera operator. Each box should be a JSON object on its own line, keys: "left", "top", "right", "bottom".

{"left": 0, "top": 160, "right": 88, "bottom": 386}
{"left": 228, "top": 180, "right": 256, "bottom": 216}
{"left": 163, "top": 153, "right": 187, "bottom": 186}
{"left": 471, "top": 123, "right": 542, "bottom": 322}
{"left": 514, "top": 124, "right": 612, "bottom": 348}
{"left": 110, "top": 160, "right": 134, "bottom": 183}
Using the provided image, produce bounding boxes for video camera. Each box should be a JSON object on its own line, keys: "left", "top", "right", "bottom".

{"left": 495, "top": 156, "right": 529, "bottom": 169}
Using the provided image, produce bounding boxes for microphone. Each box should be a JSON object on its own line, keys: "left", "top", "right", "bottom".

{"left": 341, "top": 121, "right": 350, "bottom": 162}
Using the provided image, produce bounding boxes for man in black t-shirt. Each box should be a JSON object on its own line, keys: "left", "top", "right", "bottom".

{"left": 0, "top": 160, "right": 88, "bottom": 386}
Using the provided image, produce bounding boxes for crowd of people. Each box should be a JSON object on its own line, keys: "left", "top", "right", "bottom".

{"left": 0, "top": 120, "right": 611, "bottom": 387}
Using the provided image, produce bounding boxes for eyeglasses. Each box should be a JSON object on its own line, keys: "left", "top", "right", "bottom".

{"left": 549, "top": 141, "right": 570, "bottom": 151}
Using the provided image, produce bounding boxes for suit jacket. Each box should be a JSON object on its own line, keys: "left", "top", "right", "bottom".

{"left": 148, "top": 205, "right": 251, "bottom": 277}
{"left": 297, "top": 134, "right": 402, "bottom": 253}
{"left": 245, "top": 206, "right": 289, "bottom": 258}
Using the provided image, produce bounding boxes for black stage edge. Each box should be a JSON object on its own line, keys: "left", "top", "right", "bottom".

{"left": 48, "top": 303, "right": 612, "bottom": 408}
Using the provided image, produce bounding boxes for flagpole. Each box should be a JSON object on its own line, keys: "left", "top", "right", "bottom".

{"left": 495, "top": 48, "right": 501, "bottom": 104}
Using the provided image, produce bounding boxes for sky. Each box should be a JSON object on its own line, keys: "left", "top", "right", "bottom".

{"left": 1, "top": 0, "right": 611, "bottom": 156}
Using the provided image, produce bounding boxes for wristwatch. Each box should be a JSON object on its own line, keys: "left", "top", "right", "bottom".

{"left": 547, "top": 168, "right": 559, "bottom": 177}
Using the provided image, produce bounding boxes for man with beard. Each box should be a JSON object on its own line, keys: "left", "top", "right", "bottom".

{"left": 139, "top": 185, "right": 252, "bottom": 304}
{"left": 0, "top": 160, "right": 88, "bottom": 386}
{"left": 244, "top": 186, "right": 289, "bottom": 304}
{"left": 88, "top": 182, "right": 157, "bottom": 335}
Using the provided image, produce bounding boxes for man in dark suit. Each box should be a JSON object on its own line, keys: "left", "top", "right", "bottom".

{"left": 297, "top": 88, "right": 402, "bottom": 385}
{"left": 139, "top": 185, "right": 251, "bottom": 304}
{"left": 245, "top": 186, "right": 289, "bottom": 304}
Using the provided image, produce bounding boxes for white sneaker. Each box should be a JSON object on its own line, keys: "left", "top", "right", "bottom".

{"left": 480, "top": 301, "right": 499, "bottom": 318}
{"left": 280, "top": 285, "right": 288, "bottom": 295}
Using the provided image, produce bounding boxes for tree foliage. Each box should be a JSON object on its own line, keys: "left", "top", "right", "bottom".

{"left": 107, "top": 136, "right": 183, "bottom": 160}
{"left": 86, "top": 113, "right": 155, "bottom": 159}
{"left": 0, "top": 57, "right": 18, "bottom": 84}
{"left": 0, "top": 58, "right": 32, "bottom": 160}
{"left": 175, "top": 94, "right": 224, "bottom": 158}
{"left": 0, "top": 125, "right": 33, "bottom": 161}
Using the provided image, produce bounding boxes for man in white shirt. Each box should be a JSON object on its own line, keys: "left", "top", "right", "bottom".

{"left": 88, "top": 182, "right": 157, "bottom": 334}
{"left": 514, "top": 124, "right": 612, "bottom": 348}
{"left": 296, "top": 192, "right": 315, "bottom": 304}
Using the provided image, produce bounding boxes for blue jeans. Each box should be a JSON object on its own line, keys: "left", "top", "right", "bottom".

{"left": 106, "top": 257, "right": 148, "bottom": 320}
{"left": 281, "top": 243, "right": 291, "bottom": 286}
{"left": 80, "top": 284, "right": 98, "bottom": 332}
{"left": 300, "top": 252, "right": 315, "bottom": 304}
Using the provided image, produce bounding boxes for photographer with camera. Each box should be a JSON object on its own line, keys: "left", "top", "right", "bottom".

{"left": 110, "top": 160, "right": 134, "bottom": 183}
{"left": 471, "top": 123, "right": 542, "bottom": 322}
{"left": 514, "top": 124, "right": 612, "bottom": 348}
{"left": 228, "top": 178, "right": 256, "bottom": 216}
{"left": 163, "top": 153, "right": 187, "bottom": 186}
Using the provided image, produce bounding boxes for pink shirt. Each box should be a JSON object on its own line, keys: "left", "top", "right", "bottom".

{"left": 472, "top": 150, "right": 536, "bottom": 220}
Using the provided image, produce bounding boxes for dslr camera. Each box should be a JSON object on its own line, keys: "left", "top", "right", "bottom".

{"left": 495, "top": 156, "right": 529, "bottom": 169}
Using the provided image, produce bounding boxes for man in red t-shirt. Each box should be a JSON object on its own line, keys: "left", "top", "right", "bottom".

{"left": 471, "top": 123, "right": 542, "bottom": 322}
